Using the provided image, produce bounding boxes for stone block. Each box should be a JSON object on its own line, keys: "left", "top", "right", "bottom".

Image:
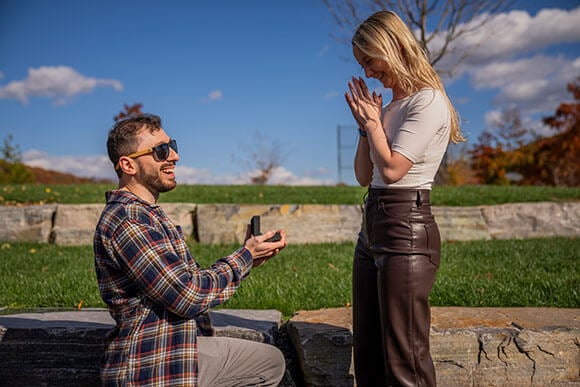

{"left": 196, "top": 204, "right": 362, "bottom": 244}
{"left": 50, "top": 204, "right": 104, "bottom": 245}
{"left": 0, "top": 204, "right": 56, "bottom": 243}
{"left": 433, "top": 206, "right": 491, "bottom": 241}
{"left": 287, "top": 307, "right": 580, "bottom": 386}
{"left": 272, "top": 204, "right": 361, "bottom": 244}
{"left": 430, "top": 307, "right": 580, "bottom": 386}
{"left": 196, "top": 204, "right": 263, "bottom": 244}
{"left": 50, "top": 203, "right": 196, "bottom": 246}
{"left": 481, "top": 202, "right": 580, "bottom": 239}
{"left": 286, "top": 308, "right": 355, "bottom": 386}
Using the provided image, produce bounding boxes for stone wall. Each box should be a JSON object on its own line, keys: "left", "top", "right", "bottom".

{"left": 287, "top": 307, "right": 580, "bottom": 386}
{"left": 1, "top": 307, "right": 578, "bottom": 386}
{"left": 0, "top": 202, "right": 579, "bottom": 245}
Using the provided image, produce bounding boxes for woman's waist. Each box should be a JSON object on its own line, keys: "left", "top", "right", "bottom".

{"left": 367, "top": 187, "right": 431, "bottom": 204}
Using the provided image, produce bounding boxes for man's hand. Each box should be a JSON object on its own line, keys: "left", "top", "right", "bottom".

{"left": 244, "top": 226, "right": 287, "bottom": 268}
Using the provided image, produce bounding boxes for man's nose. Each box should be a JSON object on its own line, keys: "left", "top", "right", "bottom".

{"left": 169, "top": 147, "right": 179, "bottom": 162}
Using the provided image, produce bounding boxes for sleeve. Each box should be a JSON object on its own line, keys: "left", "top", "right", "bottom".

{"left": 110, "top": 218, "right": 253, "bottom": 319}
{"left": 391, "top": 90, "right": 448, "bottom": 163}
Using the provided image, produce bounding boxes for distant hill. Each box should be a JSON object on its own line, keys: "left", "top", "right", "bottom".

{"left": 25, "top": 164, "right": 114, "bottom": 184}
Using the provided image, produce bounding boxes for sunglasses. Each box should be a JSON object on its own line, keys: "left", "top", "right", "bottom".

{"left": 116, "top": 139, "right": 178, "bottom": 170}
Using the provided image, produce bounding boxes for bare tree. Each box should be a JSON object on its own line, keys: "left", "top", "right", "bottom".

{"left": 490, "top": 107, "right": 529, "bottom": 151}
{"left": 233, "top": 131, "right": 287, "bottom": 185}
{"left": 324, "top": 0, "right": 512, "bottom": 76}
{"left": 328, "top": 0, "right": 512, "bottom": 184}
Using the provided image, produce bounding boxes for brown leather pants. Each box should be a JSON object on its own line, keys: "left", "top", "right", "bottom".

{"left": 353, "top": 188, "right": 440, "bottom": 386}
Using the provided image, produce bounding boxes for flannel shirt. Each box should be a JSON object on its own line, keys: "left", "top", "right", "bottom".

{"left": 94, "top": 190, "right": 253, "bottom": 386}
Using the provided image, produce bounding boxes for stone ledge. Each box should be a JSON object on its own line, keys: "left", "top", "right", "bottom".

{"left": 1, "top": 307, "right": 578, "bottom": 386}
{"left": 1, "top": 202, "right": 578, "bottom": 245}
{"left": 287, "top": 307, "right": 580, "bottom": 386}
{"left": 0, "top": 308, "right": 289, "bottom": 387}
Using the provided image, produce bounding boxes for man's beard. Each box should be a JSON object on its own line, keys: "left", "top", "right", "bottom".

{"left": 139, "top": 167, "right": 176, "bottom": 194}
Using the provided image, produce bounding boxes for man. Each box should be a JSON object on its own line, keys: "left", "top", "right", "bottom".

{"left": 94, "top": 113, "right": 287, "bottom": 386}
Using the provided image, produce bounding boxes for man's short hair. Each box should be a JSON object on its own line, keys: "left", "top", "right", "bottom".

{"left": 107, "top": 114, "right": 162, "bottom": 176}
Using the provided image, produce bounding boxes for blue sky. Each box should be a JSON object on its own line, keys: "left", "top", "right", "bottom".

{"left": 1, "top": 1, "right": 579, "bottom": 186}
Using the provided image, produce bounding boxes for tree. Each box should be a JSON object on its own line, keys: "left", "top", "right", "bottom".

{"left": 469, "top": 79, "right": 580, "bottom": 186}
{"left": 515, "top": 78, "right": 580, "bottom": 186}
{"left": 0, "top": 134, "right": 34, "bottom": 184}
{"left": 114, "top": 103, "right": 144, "bottom": 121}
{"left": 469, "top": 107, "right": 528, "bottom": 185}
{"left": 438, "top": 142, "right": 478, "bottom": 185}
{"left": 324, "top": 0, "right": 512, "bottom": 76}
{"left": 233, "top": 131, "right": 287, "bottom": 185}
{"left": 1, "top": 134, "right": 23, "bottom": 163}
{"left": 327, "top": 0, "right": 512, "bottom": 184}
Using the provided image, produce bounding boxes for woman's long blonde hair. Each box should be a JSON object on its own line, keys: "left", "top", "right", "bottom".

{"left": 352, "top": 11, "right": 465, "bottom": 143}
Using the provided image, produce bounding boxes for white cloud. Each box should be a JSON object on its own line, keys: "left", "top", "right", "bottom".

{"left": 471, "top": 55, "right": 579, "bottom": 113}
{"left": 21, "top": 151, "right": 336, "bottom": 186}
{"left": 175, "top": 164, "right": 245, "bottom": 185}
{"left": 22, "top": 149, "right": 117, "bottom": 181}
{"left": 201, "top": 89, "right": 223, "bottom": 103}
{"left": 431, "top": 6, "right": 580, "bottom": 130}
{"left": 263, "top": 166, "right": 335, "bottom": 186}
{"left": 484, "top": 107, "right": 554, "bottom": 138}
{"left": 0, "top": 66, "right": 123, "bottom": 105}
{"left": 436, "top": 7, "right": 580, "bottom": 69}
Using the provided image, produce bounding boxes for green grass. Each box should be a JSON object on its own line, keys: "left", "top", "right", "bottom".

{"left": 1, "top": 183, "right": 578, "bottom": 206}
{"left": 1, "top": 238, "right": 578, "bottom": 318}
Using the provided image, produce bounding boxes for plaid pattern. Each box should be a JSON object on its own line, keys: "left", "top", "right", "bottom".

{"left": 94, "top": 190, "right": 252, "bottom": 386}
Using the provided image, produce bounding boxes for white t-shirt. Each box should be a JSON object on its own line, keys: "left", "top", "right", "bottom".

{"left": 371, "top": 88, "right": 450, "bottom": 190}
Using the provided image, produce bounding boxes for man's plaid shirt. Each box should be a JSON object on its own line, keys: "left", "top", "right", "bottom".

{"left": 94, "top": 190, "right": 253, "bottom": 386}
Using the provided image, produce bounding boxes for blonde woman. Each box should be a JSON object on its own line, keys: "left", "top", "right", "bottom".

{"left": 345, "top": 10, "right": 464, "bottom": 386}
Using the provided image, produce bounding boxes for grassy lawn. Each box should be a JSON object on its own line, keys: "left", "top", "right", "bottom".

{"left": 1, "top": 238, "right": 578, "bottom": 318}
{"left": 1, "top": 184, "right": 578, "bottom": 317}
{"left": 1, "top": 183, "right": 579, "bottom": 206}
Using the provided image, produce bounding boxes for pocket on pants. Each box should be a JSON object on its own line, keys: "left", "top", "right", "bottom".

{"left": 424, "top": 222, "right": 441, "bottom": 268}
{"left": 410, "top": 219, "right": 441, "bottom": 267}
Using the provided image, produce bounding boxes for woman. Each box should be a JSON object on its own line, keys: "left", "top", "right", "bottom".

{"left": 344, "top": 10, "right": 465, "bottom": 386}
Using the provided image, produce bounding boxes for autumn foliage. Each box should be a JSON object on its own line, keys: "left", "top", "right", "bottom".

{"left": 469, "top": 78, "right": 580, "bottom": 187}
{"left": 113, "top": 103, "right": 144, "bottom": 121}
{"left": 521, "top": 79, "right": 580, "bottom": 186}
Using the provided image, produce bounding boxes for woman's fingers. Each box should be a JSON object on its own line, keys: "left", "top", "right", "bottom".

{"left": 357, "top": 77, "right": 372, "bottom": 99}
{"left": 347, "top": 77, "right": 382, "bottom": 120}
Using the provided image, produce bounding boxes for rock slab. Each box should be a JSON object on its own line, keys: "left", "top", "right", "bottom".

{"left": 0, "top": 307, "right": 578, "bottom": 386}
{"left": 0, "top": 308, "right": 285, "bottom": 387}
{"left": 286, "top": 307, "right": 580, "bottom": 386}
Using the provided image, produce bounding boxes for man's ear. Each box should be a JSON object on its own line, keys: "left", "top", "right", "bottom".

{"left": 117, "top": 156, "right": 138, "bottom": 176}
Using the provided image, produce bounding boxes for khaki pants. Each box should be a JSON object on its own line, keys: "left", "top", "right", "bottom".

{"left": 198, "top": 336, "right": 285, "bottom": 387}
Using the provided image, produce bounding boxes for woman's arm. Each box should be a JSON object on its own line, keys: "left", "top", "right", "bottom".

{"left": 345, "top": 77, "right": 413, "bottom": 185}
{"left": 365, "top": 120, "right": 413, "bottom": 184}
{"left": 354, "top": 135, "right": 372, "bottom": 186}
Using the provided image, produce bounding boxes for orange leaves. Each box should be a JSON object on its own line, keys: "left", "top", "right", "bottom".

{"left": 470, "top": 78, "right": 579, "bottom": 186}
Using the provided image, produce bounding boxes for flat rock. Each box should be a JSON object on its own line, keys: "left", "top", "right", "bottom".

{"left": 0, "top": 308, "right": 284, "bottom": 386}
{"left": 287, "top": 307, "right": 580, "bottom": 386}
